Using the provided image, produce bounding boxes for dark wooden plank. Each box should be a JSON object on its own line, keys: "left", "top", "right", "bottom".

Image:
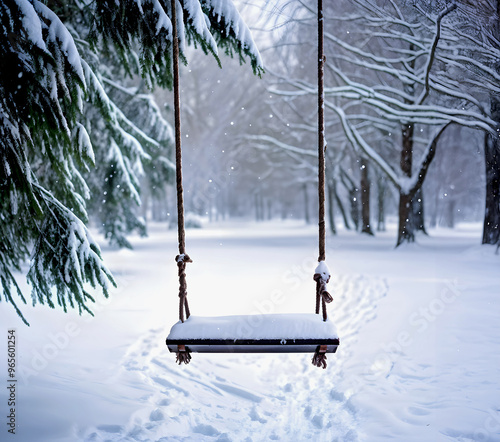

{"left": 166, "top": 338, "right": 340, "bottom": 354}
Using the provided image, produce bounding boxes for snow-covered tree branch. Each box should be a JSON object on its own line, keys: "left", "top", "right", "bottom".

{"left": 262, "top": 0, "right": 498, "bottom": 245}
{"left": 0, "top": 0, "right": 263, "bottom": 324}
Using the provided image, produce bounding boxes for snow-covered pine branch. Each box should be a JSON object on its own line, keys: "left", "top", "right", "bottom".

{"left": 0, "top": 0, "right": 264, "bottom": 323}
{"left": 28, "top": 184, "right": 116, "bottom": 316}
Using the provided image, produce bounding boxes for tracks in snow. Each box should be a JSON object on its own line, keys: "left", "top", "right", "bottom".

{"left": 82, "top": 274, "right": 387, "bottom": 442}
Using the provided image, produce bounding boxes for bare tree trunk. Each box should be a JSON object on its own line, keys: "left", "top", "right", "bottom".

{"left": 281, "top": 202, "right": 287, "bottom": 220}
{"left": 483, "top": 126, "right": 500, "bottom": 244}
{"left": 254, "top": 192, "right": 260, "bottom": 222}
{"left": 398, "top": 122, "right": 415, "bottom": 245}
{"left": 413, "top": 188, "right": 427, "bottom": 235}
{"left": 152, "top": 197, "right": 158, "bottom": 221}
{"left": 280, "top": 189, "right": 288, "bottom": 220}
{"left": 398, "top": 186, "right": 427, "bottom": 242}
{"left": 397, "top": 123, "right": 449, "bottom": 246}
{"left": 334, "top": 186, "right": 351, "bottom": 230}
{"left": 445, "top": 199, "right": 456, "bottom": 228}
{"left": 339, "top": 169, "right": 357, "bottom": 229}
{"left": 267, "top": 199, "right": 272, "bottom": 220}
{"left": 303, "top": 183, "right": 310, "bottom": 224}
{"left": 398, "top": 193, "right": 412, "bottom": 245}
{"left": 376, "top": 170, "right": 386, "bottom": 232}
{"left": 327, "top": 180, "right": 336, "bottom": 235}
{"left": 350, "top": 187, "right": 359, "bottom": 230}
{"left": 429, "top": 191, "right": 439, "bottom": 228}
{"left": 360, "top": 157, "right": 374, "bottom": 235}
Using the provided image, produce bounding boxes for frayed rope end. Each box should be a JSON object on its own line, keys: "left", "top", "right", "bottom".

{"left": 312, "top": 345, "right": 328, "bottom": 369}
{"left": 175, "top": 345, "right": 192, "bottom": 365}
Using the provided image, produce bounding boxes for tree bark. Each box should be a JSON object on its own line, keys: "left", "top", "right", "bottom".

{"left": 396, "top": 123, "right": 449, "bottom": 246}
{"left": 327, "top": 180, "right": 337, "bottom": 235}
{"left": 350, "top": 187, "right": 359, "bottom": 231}
{"left": 397, "top": 183, "right": 428, "bottom": 245}
{"left": 481, "top": 0, "right": 500, "bottom": 245}
{"left": 483, "top": 125, "right": 500, "bottom": 244}
{"left": 267, "top": 199, "right": 272, "bottom": 220}
{"left": 339, "top": 168, "right": 357, "bottom": 230}
{"left": 397, "top": 122, "right": 415, "bottom": 245}
{"left": 360, "top": 157, "right": 374, "bottom": 235}
{"left": 445, "top": 199, "right": 456, "bottom": 228}
{"left": 429, "top": 191, "right": 439, "bottom": 228}
{"left": 255, "top": 192, "right": 262, "bottom": 221}
{"left": 334, "top": 188, "right": 351, "bottom": 230}
{"left": 303, "top": 183, "right": 310, "bottom": 224}
{"left": 397, "top": 193, "right": 413, "bottom": 246}
{"left": 376, "top": 170, "right": 386, "bottom": 232}
{"left": 412, "top": 188, "right": 427, "bottom": 235}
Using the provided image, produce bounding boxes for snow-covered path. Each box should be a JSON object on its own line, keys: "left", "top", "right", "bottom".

{"left": 81, "top": 271, "right": 387, "bottom": 442}
{"left": 1, "top": 221, "right": 499, "bottom": 441}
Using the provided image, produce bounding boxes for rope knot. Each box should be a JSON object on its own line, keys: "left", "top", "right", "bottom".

{"left": 314, "top": 261, "right": 333, "bottom": 322}
{"left": 175, "top": 254, "right": 193, "bottom": 264}
{"left": 313, "top": 273, "right": 333, "bottom": 304}
{"left": 314, "top": 260, "right": 333, "bottom": 304}
{"left": 175, "top": 253, "right": 192, "bottom": 323}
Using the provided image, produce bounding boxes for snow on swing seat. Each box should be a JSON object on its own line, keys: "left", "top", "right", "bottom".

{"left": 166, "top": 313, "right": 340, "bottom": 353}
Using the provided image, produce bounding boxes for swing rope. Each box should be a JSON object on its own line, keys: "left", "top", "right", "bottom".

{"left": 171, "top": 0, "right": 192, "bottom": 364}
{"left": 171, "top": 0, "right": 191, "bottom": 323}
{"left": 170, "top": 0, "right": 332, "bottom": 367}
{"left": 312, "top": 0, "right": 333, "bottom": 369}
{"left": 316, "top": 0, "right": 326, "bottom": 267}
{"left": 314, "top": 0, "right": 331, "bottom": 321}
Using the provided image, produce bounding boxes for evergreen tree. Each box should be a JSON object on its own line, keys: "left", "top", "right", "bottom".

{"left": 0, "top": 0, "right": 263, "bottom": 324}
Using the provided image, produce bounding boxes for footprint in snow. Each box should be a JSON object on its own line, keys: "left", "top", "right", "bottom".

{"left": 149, "top": 408, "right": 164, "bottom": 422}
{"left": 249, "top": 406, "right": 267, "bottom": 423}
{"left": 95, "top": 424, "right": 124, "bottom": 434}
{"left": 99, "top": 275, "right": 388, "bottom": 442}
{"left": 192, "top": 423, "right": 220, "bottom": 437}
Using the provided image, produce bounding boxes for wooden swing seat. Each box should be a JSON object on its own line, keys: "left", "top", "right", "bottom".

{"left": 166, "top": 313, "right": 339, "bottom": 354}
{"left": 166, "top": 0, "right": 338, "bottom": 366}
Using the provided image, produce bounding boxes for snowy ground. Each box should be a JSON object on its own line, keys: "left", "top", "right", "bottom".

{"left": 1, "top": 220, "right": 499, "bottom": 441}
